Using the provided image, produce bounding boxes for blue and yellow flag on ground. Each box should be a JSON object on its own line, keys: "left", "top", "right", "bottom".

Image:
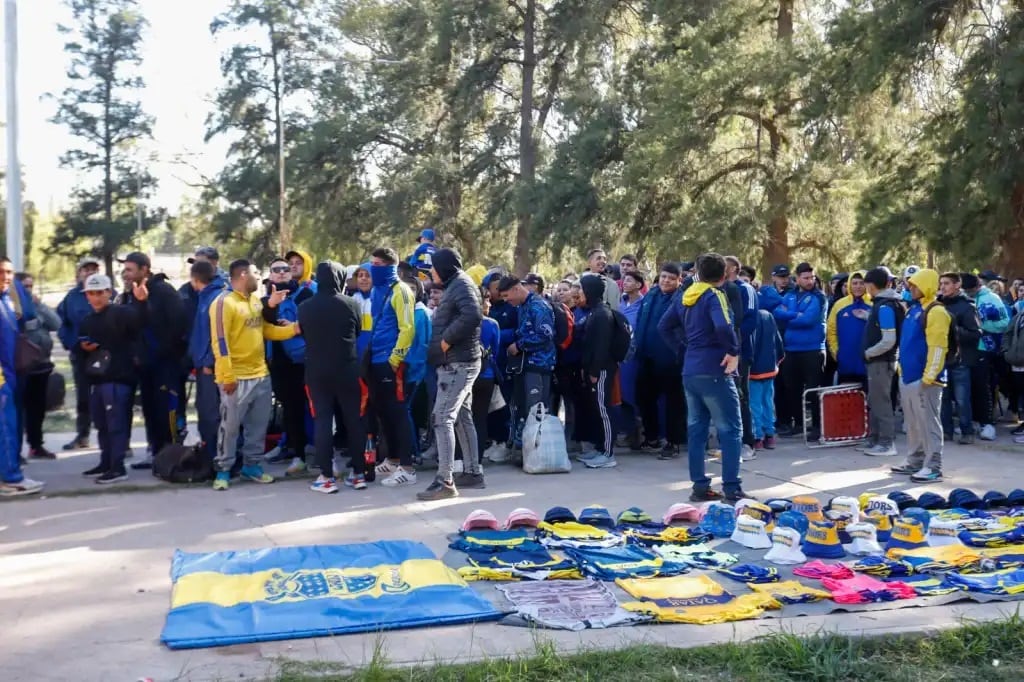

{"left": 160, "top": 540, "right": 505, "bottom": 649}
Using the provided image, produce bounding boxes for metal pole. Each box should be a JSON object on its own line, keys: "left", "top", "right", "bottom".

{"left": 136, "top": 169, "right": 142, "bottom": 249}
{"left": 4, "top": 0, "right": 23, "bottom": 270}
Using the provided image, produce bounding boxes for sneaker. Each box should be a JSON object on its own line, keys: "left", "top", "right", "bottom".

{"left": 381, "top": 467, "right": 418, "bottom": 487}
{"left": 911, "top": 468, "right": 943, "bottom": 483}
{"left": 863, "top": 444, "right": 898, "bottom": 457}
{"left": 130, "top": 459, "right": 152, "bottom": 470}
{"left": 854, "top": 439, "right": 877, "bottom": 452}
{"left": 639, "top": 439, "right": 663, "bottom": 453}
{"left": 416, "top": 476, "right": 458, "bottom": 501}
{"left": 690, "top": 488, "right": 724, "bottom": 503}
{"left": 82, "top": 464, "right": 107, "bottom": 477}
{"left": 240, "top": 465, "right": 275, "bottom": 484}
{"left": 576, "top": 450, "right": 602, "bottom": 463}
{"left": 706, "top": 448, "right": 722, "bottom": 459}
{"left": 213, "top": 472, "right": 230, "bottom": 491}
{"left": 764, "top": 436, "right": 777, "bottom": 450}
{"left": 264, "top": 446, "right": 288, "bottom": 463}
{"left": 1014, "top": 434, "right": 1024, "bottom": 445}
{"left": 484, "top": 443, "right": 510, "bottom": 463}
{"left": 725, "top": 489, "right": 755, "bottom": 503}
{"left": 980, "top": 424, "right": 997, "bottom": 441}
{"left": 453, "top": 472, "right": 486, "bottom": 489}
{"left": 285, "top": 458, "right": 307, "bottom": 477}
{"left": 96, "top": 470, "right": 128, "bottom": 484}
{"left": 29, "top": 447, "right": 57, "bottom": 460}
{"left": 740, "top": 445, "right": 757, "bottom": 462}
{"left": 63, "top": 437, "right": 89, "bottom": 451}
{"left": 0, "top": 477, "right": 44, "bottom": 496}
{"left": 659, "top": 443, "right": 680, "bottom": 460}
{"left": 890, "top": 463, "right": 918, "bottom": 475}
{"left": 344, "top": 473, "right": 368, "bottom": 490}
{"left": 583, "top": 453, "right": 617, "bottom": 469}
{"left": 375, "top": 459, "right": 400, "bottom": 476}
{"left": 1011, "top": 424, "right": 1024, "bottom": 436}
{"left": 753, "top": 439, "right": 765, "bottom": 451}
{"left": 311, "top": 475, "right": 339, "bottom": 494}
{"left": 958, "top": 434, "right": 975, "bottom": 445}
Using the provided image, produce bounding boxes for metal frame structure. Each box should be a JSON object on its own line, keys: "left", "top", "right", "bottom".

{"left": 803, "top": 383, "right": 868, "bottom": 449}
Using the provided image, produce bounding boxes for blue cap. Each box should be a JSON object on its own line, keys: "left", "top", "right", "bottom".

{"left": 917, "top": 492, "right": 947, "bottom": 510}
{"left": 1008, "top": 489, "right": 1024, "bottom": 507}
{"left": 772, "top": 264, "right": 790, "bottom": 277}
{"left": 543, "top": 506, "right": 576, "bottom": 524}
{"left": 776, "top": 510, "right": 809, "bottom": 537}
{"left": 887, "top": 491, "right": 918, "bottom": 511}
{"left": 579, "top": 506, "right": 615, "bottom": 529}
{"left": 901, "top": 507, "right": 931, "bottom": 532}
{"left": 949, "top": 488, "right": 985, "bottom": 510}
{"left": 698, "top": 503, "right": 736, "bottom": 538}
{"left": 765, "top": 498, "right": 793, "bottom": 514}
{"left": 420, "top": 228, "right": 436, "bottom": 242}
{"left": 984, "top": 491, "right": 1010, "bottom": 508}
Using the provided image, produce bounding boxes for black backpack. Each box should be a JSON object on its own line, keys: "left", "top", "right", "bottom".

{"left": 610, "top": 309, "right": 633, "bottom": 362}
{"left": 153, "top": 444, "right": 214, "bottom": 484}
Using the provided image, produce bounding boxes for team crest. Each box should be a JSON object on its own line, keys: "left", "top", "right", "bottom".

{"left": 263, "top": 568, "right": 410, "bottom": 602}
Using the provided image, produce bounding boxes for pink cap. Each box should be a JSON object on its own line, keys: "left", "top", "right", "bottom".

{"left": 664, "top": 502, "right": 701, "bottom": 524}
{"left": 461, "top": 509, "right": 499, "bottom": 531}
{"left": 504, "top": 507, "right": 540, "bottom": 529}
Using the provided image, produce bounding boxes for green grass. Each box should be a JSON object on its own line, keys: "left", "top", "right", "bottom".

{"left": 271, "top": 613, "right": 1024, "bottom": 681}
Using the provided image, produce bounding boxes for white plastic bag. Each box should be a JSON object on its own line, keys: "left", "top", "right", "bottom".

{"left": 522, "top": 403, "right": 572, "bottom": 474}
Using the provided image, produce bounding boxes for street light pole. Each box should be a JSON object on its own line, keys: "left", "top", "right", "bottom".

{"left": 4, "top": 0, "right": 23, "bottom": 270}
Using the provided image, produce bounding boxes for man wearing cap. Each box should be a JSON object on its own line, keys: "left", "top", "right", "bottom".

{"left": 580, "top": 248, "right": 620, "bottom": 311}
{"left": 119, "top": 252, "right": 189, "bottom": 467}
{"left": 408, "top": 229, "right": 438, "bottom": 279}
{"left": 861, "top": 267, "right": 905, "bottom": 456}
{"left": 78, "top": 273, "right": 150, "bottom": 484}
{"left": 827, "top": 271, "right": 871, "bottom": 388}
{"left": 57, "top": 257, "right": 101, "bottom": 451}
{"left": 963, "top": 272, "right": 1009, "bottom": 441}
{"left": 774, "top": 262, "right": 828, "bottom": 439}
{"left": 0, "top": 257, "right": 45, "bottom": 496}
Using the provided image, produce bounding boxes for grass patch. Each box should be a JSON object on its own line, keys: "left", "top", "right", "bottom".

{"left": 272, "top": 612, "right": 1024, "bottom": 681}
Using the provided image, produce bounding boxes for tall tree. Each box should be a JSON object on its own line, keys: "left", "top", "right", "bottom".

{"left": 50, "top": 0, "right": 158, "bottom": 276}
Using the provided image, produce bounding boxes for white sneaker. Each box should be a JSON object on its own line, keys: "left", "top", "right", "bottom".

{"left": 0, "top": 477, "right": 44, "bottom": 497}
{"left": 980, "top": 424, "right": 997, "bottom": 441}
{"left": 740, "top": 445, "right": 757, "bottom": 462}
{"left": 375, "top": 459, "right": 400, "bottom": 476}
{"left": 484, "top": 443, "right": 510, "bottom": 463}
{"left": 864, "top": 444, "right": 898, "bottom": 457}
{"left": 381, "top": 468, "right": 418, "bottom": 487}
{"left": 285, "top": 457, "right": 307, "bottom": 476}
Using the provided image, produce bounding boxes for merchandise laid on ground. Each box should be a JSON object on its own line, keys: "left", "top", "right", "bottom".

{"left": 159, "top": 488, "right": 1024, "bottom": 648}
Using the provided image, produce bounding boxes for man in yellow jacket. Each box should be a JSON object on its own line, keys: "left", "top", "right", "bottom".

{"left": 210, "top": 259, "right": 300, "bottom": 490}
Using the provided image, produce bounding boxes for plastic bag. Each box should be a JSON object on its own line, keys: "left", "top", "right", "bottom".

{"left": 522, "top": 403, "right": 571, "bottom": 474}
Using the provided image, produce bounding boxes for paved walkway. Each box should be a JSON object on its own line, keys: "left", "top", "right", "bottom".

{"left": 3, "top": 426, "right": 1024, "bottom": 681}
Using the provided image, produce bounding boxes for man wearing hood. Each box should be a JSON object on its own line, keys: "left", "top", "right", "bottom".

{"left": 860, "top": 267, "right": 905, "bottom": 457}
{"left": 263, "top": 257, "right": 314, "bottom": 474}
{"left": 417, "top": 248, "right": 483, "bottom": 500}
{"left": 299, "top": 261, "right": 367, "bottom": 494}
{"left": 286, "top": 250, "right": 318, "bottom": 293}
{"left": 658, "top": 253, "right": 749, "bottom": 503}
{"left": 890, "top": 269, "right": 950, "bottom": 483}
{"left": 188, "top": 261, "right": 228, "bottom": 466}
{"left": 576, "top": 274, "right": 618, "bottom": 469}
{"left": 827, "top": 271, "right": 872, "bottom": 387}
{"left": 937, "top": 273, "right": 981, "bottom": 445}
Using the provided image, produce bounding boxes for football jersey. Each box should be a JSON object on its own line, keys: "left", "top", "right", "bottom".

{"left": 715, "top": 563, "right": 780, "bottom": 584}
{"left": 820, "top": 575, "right": 916, "bottom": 604}
{"left": 749, "top": 580, "right": 832, "bottom": 605}
{"left": 537, "top": 521, "right": 623, "bottom": 549}
{"left": 652, "top": 543, "right": 739, "bottom": 569}
{"left": 565, "top": 546, "right": 688, "bottom": 581}
{"left": 887, "top": 544, "right": 982, "bottom": 573}
{"left": 891, "top": 574, "right": 964, "bottom": 597}
{"left": 496, "top": 579, "right": 650, "bottom": 630}
{"left": 958, "top": 526, "right": 1024, "bottom": 548}
{"left": 617, "top": 574, "right": 777, "bottom": 624}
{"left": 463, "top": 548, "right": 582, "bottom": 581}
{"left": 449, "top": 529, "right": 544, "bottom": 554}
{"left": 851, "top": 556, "right": 913, "bottom": 578}
{"left": 620, "top": 525, "right": 713, "bottom": 547}
{"left": 944, "top": 568, "right": 1024, "bottom": 595}
{"left": 792, "top": 561, "right": 854, "bottom": 580}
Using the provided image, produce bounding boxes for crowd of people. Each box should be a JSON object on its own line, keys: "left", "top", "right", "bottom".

{"left": 2, "top": 231, "right": 1023, "bottom": 501}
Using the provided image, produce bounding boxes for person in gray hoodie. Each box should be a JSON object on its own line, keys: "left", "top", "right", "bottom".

{"left": 15, "top": 272, "right": 61, "bottom": 460}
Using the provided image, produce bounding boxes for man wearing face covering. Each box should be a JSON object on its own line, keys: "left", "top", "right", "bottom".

{"left": 299, "top": 262, "right": 367, "bottom": 494}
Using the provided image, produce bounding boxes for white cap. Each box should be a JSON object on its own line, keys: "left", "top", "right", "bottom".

{"left": 733, "top": 498, "right": 759, "bottom": 517}
{"left": 903, "top": 265, "right": 921, "bottom": 279}
{"left": 83, "top": 274, "right": 112, "bottom": 292}
{"left": 843, "top": 522, "right": 883, "bottom": 556}
{"left": 830, "top": 496, "right": 861, "bottom": 523}
{"left": 764, "top": 527, "right": 807, "bottom": 565}
{"left": 730, "top": 516, "right": 772, "bottom": 549}
{"left": 927, "top": 519, "right": 963, "bottom": 547}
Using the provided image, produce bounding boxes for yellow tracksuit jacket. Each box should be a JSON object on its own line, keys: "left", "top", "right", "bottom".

{"left": 211, "top": 290, "right": 298, "bottom": 385}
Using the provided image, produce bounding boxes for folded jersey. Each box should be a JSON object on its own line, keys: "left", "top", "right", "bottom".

{"left": 652, "top": 543, "right": 739, "bottom": 569}
{"left": 944, "top": 568, "right": 1024, "bottom": 595}
{"left": 820, "top": 575, "right": 917, "bottom": 604}
{"left": 792, "top": 560, "right": 855, "bottom": 581}
{"left": 537, "top": 521, "right": 623, "bottom": 549}
{"left": 564, "top": 545, "right": 688, "bottom": 581}
{"left": 617, "top": 574, "right": 777, "bottom": 625}
{"left": 748, "top": 580, "right": 832, "bottom": 605}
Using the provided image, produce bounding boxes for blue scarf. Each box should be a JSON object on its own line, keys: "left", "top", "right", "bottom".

{"left": 370, "top": 265, "right": 399, "bottom": 318}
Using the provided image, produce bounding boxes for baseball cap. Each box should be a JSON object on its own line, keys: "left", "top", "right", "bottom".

{"left": 917, "top": 492, "right": 947, "bottom": 510}
{"left": 523, "top": 273, "right": 544, "bottom": 288}
{"left": 680, "top": 261, "right": 696, "bottom": 273}
{"left": 504, "top": 507, "right": 540, "bottom": 530}
{"left": 543, "top": 506, "right": 576, "bottom": 524}
{"left": 578, "top": 506, "right": 615, "bottom": 529}
{"left": 843, "top": 522, "right": 883, "bottom": 556}
{"left": 187, "top": 246, "right": 220, "bottom": 264}
{"left": 616, "top": 507, "right": 653, "bottom": 525}
{"left": 926, "top": 519, "right": 962, "bottom": 547}
{"left": 76, "top": 257, "right": 101, "bottom": 270}
{"left": 1008, "top": 489, "right": 1024, "bottom": 507}
{"left": 663, "top": 503, "right": 701, "bottom": 524}
{"left": 764, "top": 526, "right": 807, "bottom": 565}
{"left": 82, "top": 274, "right": 112, "bottom": 292}
{"left": 948, "top": 488, "right": 985, "bottom": 510}
{"left": 887, "top": 491, "right": 918, "bottom": 512}
{"left": 771, "top": 265, "right": 790, "bottom": 277}
{"left": 801, "top": 520, "right": 846, "bottom": 559}
{"left": 979, "top": 269, "right": 1006, "bottom": 282}
{"left": 903, "top": 265, "right": 921, "bottom": 279}
{"left": 117, "top": 251, "right": 151, "bottom": 269}
{"left": 419, "top": 228, "right": 436, "bottom": 242}
{"left": 460, "top": 509, "right": 499, "bottom": 532}
{"left": 983, "top": 491, "right": 1010, "bottom": 508}
{"left": 765, "top": 498, "right": 793, "bottom": 514}
{"left": 730, "top": 516, "right": 772, "bottom": 549}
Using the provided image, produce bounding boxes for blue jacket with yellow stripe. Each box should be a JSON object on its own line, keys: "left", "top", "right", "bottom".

{"left": 827, "top": 291, "right": 871, "bottom": 377}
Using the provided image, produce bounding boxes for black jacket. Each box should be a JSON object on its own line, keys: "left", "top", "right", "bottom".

{"left": 79, "top": 303, "right": 146, "bottom": 386}
{"left": 580, "top": 275, "right": 616, "bottom": 376}
{"left": 297, "top": 262, "right": 362, "bottom": 383}
{"left": 120, "top": 274, "right": 187, "bottom": 366}
{"left": 939, "top": 293, "right": 982, "bottom": 368}
{"left": 428, "top": 248, "right": 483, "bottom": 366}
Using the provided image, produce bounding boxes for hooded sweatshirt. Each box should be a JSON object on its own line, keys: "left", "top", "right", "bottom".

{"left": 189, "top": 272, "right": 228, "bottom": 370}
{"left": 899, "top": 269, "right": 950, "bottom": 386}
{"left": 427, "top": 248, "right": 483, "bottom": 366}
{"left": 57, "top": 283, "right": 94, "bottom": 355}
{"left": 826, "top": 271, "right": 871, "bottom": 376}
{"left": 659, "top": 282, "right": 738, "bottom": 377}
{"left": 368, "top": 263, "right": 415, "bottom": 368}
{"left": 580, "top": 275, "right": 616, "bottom": 377}
{"left": 286, "top": 250, "right": 318, "bottom": 293}
{"left": 297, "top": 261, "right": 362, "bottom": 383}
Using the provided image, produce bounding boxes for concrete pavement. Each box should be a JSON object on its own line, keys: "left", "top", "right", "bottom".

{"left": 3, "top": 426, "right": 1024, "bottom": 681}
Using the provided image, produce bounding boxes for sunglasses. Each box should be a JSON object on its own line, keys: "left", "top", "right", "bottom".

{"left": 270, "top": 266, "right": 290, "bottom": 274}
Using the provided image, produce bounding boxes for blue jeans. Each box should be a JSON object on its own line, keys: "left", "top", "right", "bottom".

{"left": 749, "top": 378, "right": 776, "bottom": 439}
{"left": 195, "top": 370, "right": 221, "bottom": 461}
{"left": 684, "top": 374, "right": 742, "bottom": 493}
{"left": 940, "top": 364, "right": 973, "bottom": 437}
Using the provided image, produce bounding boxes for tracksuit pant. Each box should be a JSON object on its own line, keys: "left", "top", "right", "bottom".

{"left": 138, "top": 359, "right": 180, "bottom": 455}
{"left": 900, "top": 380, "right": 944, "bottom": 473}
{"left": 367, "top": 362, "right": 413, "bottom": 467}
{"left": 195, "top": 370, "right": 221, "bottom": 461}
{"left": 749, "top": 378, "right": 776, "bottom": 440}
{"left": 577, "top": 369, "right": 615, "bottom": 456}
{"left": 308, "top": 370, "right": 364, "bottom": 479}
{"left": 434, "top": 361, "right": 481, "bottom": 482}
{"left": 70, "top": 354, "right": 92, "bottom": 441}
{"left": 782, "top": 350, "right": 825, "bottom": 431}
{"left": 90, "top": 382, "right": 133, "bottom": 475}
{"left": 216, "top": 376, "right": 272, "bottom": 472}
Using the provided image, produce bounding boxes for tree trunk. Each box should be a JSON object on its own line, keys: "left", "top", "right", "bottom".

{"left": 762, "top": 0, "right": 794, "bottom": 277}
{"left": 270, "top": 22, "right": 289, "bottom": 253}
{"left": 513, "top": 0, "right": 536, "bottom": 278}
{"left": 103, "top": 72, "right": 114, "bottom": 278}
{"left": 999, "top": 182, "right": 1024, "bottom": 275}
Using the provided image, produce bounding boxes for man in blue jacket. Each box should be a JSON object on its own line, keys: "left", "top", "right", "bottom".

{"left": 773, "top": 262, "right": 828, "bottom": 438}
{"left": 759, "top": 264, "right": 795, "bottom": 432}
{"left": 187, "top": 261, "right": 228, "bottom": 465}
{"left": 659, "top": 253, "right": 748, "bottom": 503}
{"left": 57, "top": 257, "right": 101, "bottom": 450}
{"left": 633, "top": 262, "right": 684, "bottom": 459}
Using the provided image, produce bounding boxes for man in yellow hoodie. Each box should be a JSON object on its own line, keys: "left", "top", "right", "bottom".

{"left": 210, "top": 259, "right": 301, "bottom": 490}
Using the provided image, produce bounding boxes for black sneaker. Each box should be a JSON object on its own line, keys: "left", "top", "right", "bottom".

{"left": 1012, "top": 424, "right": 1024, "bottom": 436}
{"left": 63, "top": 437, "right": 89, "bottom": 451}
{"left": 82, "top": 465, "right": 107, "bottom": 477}
{"left": 776, "top": 425, "right": 797, "bottom": 438}
{"left": 639, "top": 439, "right": 662, "bottom": 453}
{"left": 658, "top": 444, "right": 680, "bottom": 460}
{"left": 130, "top": 460, "right": 152, "bottom": 470}
{"left": 416, "top": 476, "right": 459, "bottom": 501}
{"left": 725, "top": 489, "right": 755, "bottom": 503}
{"left": 96, "top": 470, "right": 128, "bottom": 484}
{"left": 453, "top": 473, "right": 486, "bottom": 489}
{"left": 689, "top": 488, "right": 724, "bottom": 503}
{"left": 30, "top": 447, "right": 57, "bottom": 460}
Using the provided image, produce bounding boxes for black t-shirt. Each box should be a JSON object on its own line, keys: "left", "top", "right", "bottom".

{"left": 79, "top": 304, "right": 146, "bottom": 385}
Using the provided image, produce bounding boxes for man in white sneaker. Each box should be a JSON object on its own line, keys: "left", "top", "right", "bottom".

{"left": 861, "top": 268, "right": 903, "bottom": 457}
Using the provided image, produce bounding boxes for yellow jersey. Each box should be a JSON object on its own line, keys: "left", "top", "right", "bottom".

{"left": 211, "top": 290, "right": 298, "bottom": 385}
